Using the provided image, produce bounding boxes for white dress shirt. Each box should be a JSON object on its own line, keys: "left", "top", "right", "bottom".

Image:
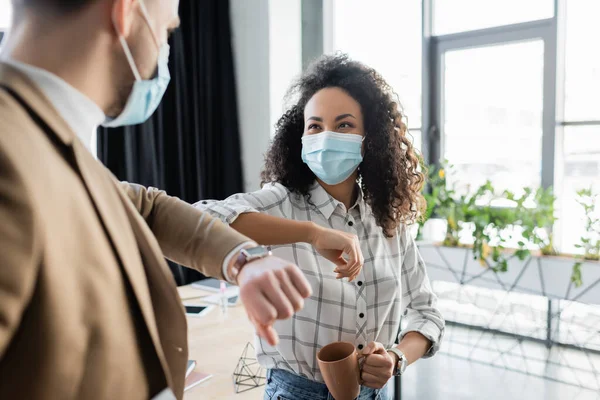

{"left": 197, "top": 182, "right": 445, "bottom": 382}
{"left": 3, "top": 59, "right": 105, "bottom": 152}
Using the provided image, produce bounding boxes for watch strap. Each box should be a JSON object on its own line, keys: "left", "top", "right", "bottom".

{"left": 227, "top": 245, "right": 270, "bottom": 283}
{"left": 387, "top": 347, "right": 407, "bottom": 376}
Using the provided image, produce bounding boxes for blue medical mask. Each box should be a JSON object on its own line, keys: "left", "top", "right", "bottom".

{"left": 102, "top": 0, "right": 171, "bottom": 128}
{"left": 301, "top": 131, "right": 364, "bottom": 185}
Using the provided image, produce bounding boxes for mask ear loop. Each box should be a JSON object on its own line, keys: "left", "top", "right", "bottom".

{"left": 112, "top": 5, "right": 143, "bottom": 82}
{"left": 360, "top": 134, "right": 367, "bottom": 157}
{"left": 357, "top": 134, "right": 366, "bottom": 182}
{"left": 113, "top": 0, "right": 162, "bottom": 83}
{"left": 137, "top": 0, "right": 161, "bottom": 48}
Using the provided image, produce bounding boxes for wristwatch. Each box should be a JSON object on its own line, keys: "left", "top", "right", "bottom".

{"left": 387, "top": 348, "right": 408, "bottom": 376}
{"left": 227, "top": 245, "right": 272, "bottom": 283}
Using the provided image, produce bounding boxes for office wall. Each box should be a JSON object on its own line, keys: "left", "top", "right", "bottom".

{"left": 230, "top": 0, "right": 302, "bottom": 192}
{"left": 229, "top": 0, "right": 271, "bottom": 192}
{"left": 269, "top": 0, "right": 302, "bottom": 139}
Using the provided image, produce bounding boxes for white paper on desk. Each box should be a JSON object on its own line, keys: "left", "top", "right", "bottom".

{"left": 191, "top": 278, "right": 236, "bottom": 293}
{"left": 191, "top": 280, "right": 240, "bottom": 297}
{"left": 199, "top": 289, "right": 240, "bottom": 305}
{"left": 184, "top": 371, "right": 213, "bottom": 392}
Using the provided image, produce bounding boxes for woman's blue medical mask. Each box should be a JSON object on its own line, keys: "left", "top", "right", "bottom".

{"left": 102, "top": 0, "right": 171, "bottom": 128}
{"left": 301, "top": 131, "right": 364, "bottom": 185}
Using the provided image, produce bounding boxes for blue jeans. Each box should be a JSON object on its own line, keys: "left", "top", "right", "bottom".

{"left": 264, "top": 369, "right": 391, "bottom": 400}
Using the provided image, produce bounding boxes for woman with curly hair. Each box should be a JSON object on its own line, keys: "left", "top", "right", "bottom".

{"left": 197, "top": 54, "right": 444, "bottom": 400}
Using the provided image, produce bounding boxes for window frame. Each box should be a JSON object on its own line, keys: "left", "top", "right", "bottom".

{"left": 423, "top": 1, "right": 560, "bottom": 191}
{"left": 323, "top": 0, "right": 424, "bottom": 134}
{"left": 0, "top": 0, "right": 11, "bottom": 40}
{"left": 421, "top": 0, "right": 586, "bottom": 252}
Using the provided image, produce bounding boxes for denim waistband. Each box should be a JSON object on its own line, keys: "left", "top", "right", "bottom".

{"left": 266, "top": 369, "right": 330, "bottom": 398}
{"left": 266, "top": 369, "right": 385, "bottom": 400}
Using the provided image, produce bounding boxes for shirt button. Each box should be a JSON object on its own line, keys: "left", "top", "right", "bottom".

{"left": 358, "top": 344, "right": 364, "bottom": 350}
{"left": 357, "top": 281, "right": 363, "bottom": 286}
{"left": 359, "top": 313, "right": 364, "bottom": 318}
{"left": 348, "top": 221, "right": 354, "bottom": 227}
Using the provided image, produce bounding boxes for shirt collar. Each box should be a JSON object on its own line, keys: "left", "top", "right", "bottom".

{"left": 3, "top": 59, "right": 105, "bottom": 153}
{"left": 309, "top": 181, "right": 368, "bottom": 222}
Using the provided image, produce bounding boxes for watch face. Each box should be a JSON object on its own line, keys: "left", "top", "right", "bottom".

{"left": 399, "top": 356, "right": 407, "bottom": 374}
{"left": 244, "top": 246, "right": 269, "bottom": 259}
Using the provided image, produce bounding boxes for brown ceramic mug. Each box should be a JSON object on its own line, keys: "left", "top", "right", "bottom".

{"left": 317, "top": 341, "right": 361, "bottom": 400}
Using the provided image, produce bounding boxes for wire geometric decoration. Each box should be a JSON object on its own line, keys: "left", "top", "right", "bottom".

{"left": 233, "top": 342, "right": 266, "bottom": 393}
{"left": 418, "top": 243, "right": 600, "bottom": 393}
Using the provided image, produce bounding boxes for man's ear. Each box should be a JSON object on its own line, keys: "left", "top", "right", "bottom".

{"left": 111, "top": 0, "right": 136, "bottom": 38}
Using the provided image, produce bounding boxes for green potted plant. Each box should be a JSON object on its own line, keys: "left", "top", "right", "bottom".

{"left": 417, "top": 159, "right": 452, "bottom": 242}
{"left": 572, "top": 187, "right": 600, "bottom": 287}
{"left": 418, "top": 164, "right": 600, "bottom": 302}
{"left": 418, "top": 160, "right": 600, "bottom": 288}
{"left": 419, "top": 161, "right": 558, "bottom": 271}
{"left": 503, "top": 186, "right": 557, "bottom": 258}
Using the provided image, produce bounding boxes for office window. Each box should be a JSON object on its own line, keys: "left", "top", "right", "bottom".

{"left": 564, "top": 0, "right": 600, "bottom": 121}
{"left": 433, "top": 0, "right": 553, "bottom": 36}
{"left": 0, "top": 0, "right": 11, "bottom": 32}
{"left": 442, "top": 41, "right": 544, "bottom": 194}
{"left": 430, "top": 0, "right": 598, "bottom": 254}
{"left": 409, "top": 129, "right": 422, "bottom": 154}
{"left": 330, "top": 0, "right": 422, "bottom": 151}
{"left": 557, "top": 0, "right": 600, "bottom": 254}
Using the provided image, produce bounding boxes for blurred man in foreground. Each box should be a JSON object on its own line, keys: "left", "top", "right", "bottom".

{"left": 0, "top": 1, "right": 318, "bottom": 398}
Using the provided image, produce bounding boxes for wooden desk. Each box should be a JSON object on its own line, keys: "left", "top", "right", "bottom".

{"left": 179, "top": 285, "right": 263, "bottom": 400}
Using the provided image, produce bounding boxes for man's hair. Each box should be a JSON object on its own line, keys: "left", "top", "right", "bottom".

{"left": 13, "top": 0, "right": 96, "bottom": 13}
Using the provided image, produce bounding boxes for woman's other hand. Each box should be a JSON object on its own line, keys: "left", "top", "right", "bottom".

{"left": 360, "top": 341, "right": 396, "bottom": 389}
{"left": 308, "top": 224, "right": 364, "bottom": 281}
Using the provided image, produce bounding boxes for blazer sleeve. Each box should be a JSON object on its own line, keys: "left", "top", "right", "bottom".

{"left": 118, "top": 182, "right": 251, "bottom": 280}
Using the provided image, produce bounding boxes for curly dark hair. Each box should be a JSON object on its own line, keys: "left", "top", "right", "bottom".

{"left": 261, "top": 53, "right": 425, "bottom": 237}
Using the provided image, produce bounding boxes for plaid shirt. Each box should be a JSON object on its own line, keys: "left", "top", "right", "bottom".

{"left": 196, "top": 182, "right": 444, "bottom": 382}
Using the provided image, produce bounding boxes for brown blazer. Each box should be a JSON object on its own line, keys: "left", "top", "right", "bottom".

{"left": 0, "top": 63, "right": 250, "bottom": 399}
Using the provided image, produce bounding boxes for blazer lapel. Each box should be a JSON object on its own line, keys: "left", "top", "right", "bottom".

{"left": 71, "top": 142, "right": 175, "bottom": 384}
{"left": 115, "top": 184, "right": 189, "bottom": 397}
